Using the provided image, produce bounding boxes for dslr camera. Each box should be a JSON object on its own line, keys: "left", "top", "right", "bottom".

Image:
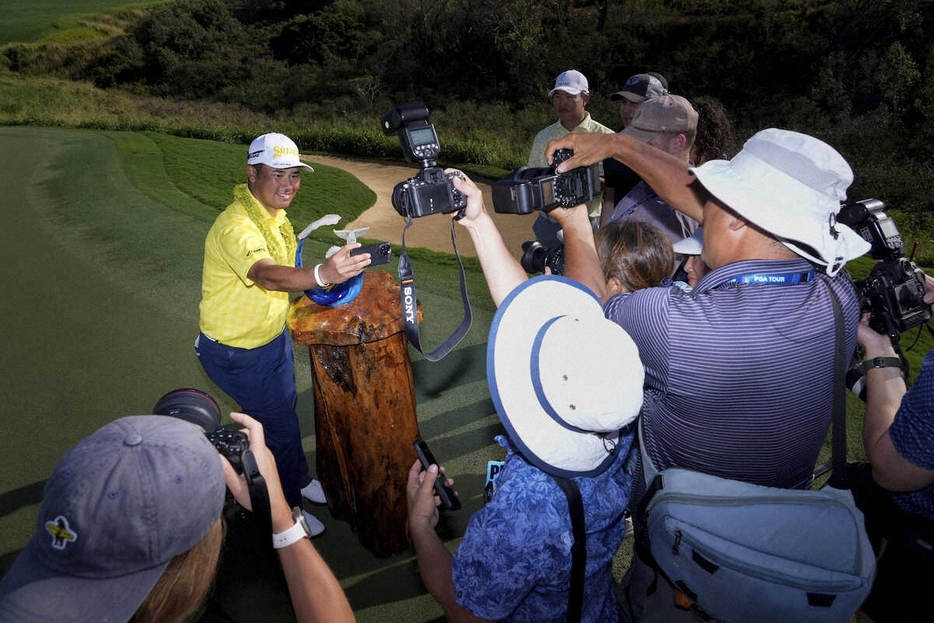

{"left": 152, "top": 388, "right": 271, "bottom": 537}
{"left": 836, "top": 199, "right": 930, "bottom": 335}
{"left": 520, "top": 240, "right": 565, "bottom": 276}
{"left": 381, "top": 104, "right": 467, "bottom": 219}
{"left": 492, "top": 148, "right": 601, "bottom": 214}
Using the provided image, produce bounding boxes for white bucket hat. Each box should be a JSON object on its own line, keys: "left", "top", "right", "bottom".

{"left": 247, "top": 132, "right": 314, "bottom": 171}
{"left": 689, "top": 128, "right": 871, "bottom": 275}
{"left": 487, "top": 276, "right": 644, "bottom": 478}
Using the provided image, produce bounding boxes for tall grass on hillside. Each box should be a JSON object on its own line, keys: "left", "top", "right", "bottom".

{"left": 0, "top": 1, "right": 164, "bottom": 45}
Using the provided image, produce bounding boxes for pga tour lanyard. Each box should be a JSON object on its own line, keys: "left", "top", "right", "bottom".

{"left": 718, "top": 269, "right": 815, "bottom": 286}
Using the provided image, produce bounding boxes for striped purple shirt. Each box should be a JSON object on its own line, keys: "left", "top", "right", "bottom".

{"left": 604, "top": 258, "right": 861, "bottom": 508}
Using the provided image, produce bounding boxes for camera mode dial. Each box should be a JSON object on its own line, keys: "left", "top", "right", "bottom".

{"left": 551, "top": 148, "right": 574, "bottom": 166}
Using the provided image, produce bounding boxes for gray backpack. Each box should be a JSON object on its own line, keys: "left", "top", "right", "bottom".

{"left": 635, "top": 283, "right": 876, "bottom": 622}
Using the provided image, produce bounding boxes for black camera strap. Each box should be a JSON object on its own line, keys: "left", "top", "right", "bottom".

{"left": 240, "top": 449, "right": 272, "bottom": 540}
{"left": 398, "top": 216, "right": 472, "bottom": 361}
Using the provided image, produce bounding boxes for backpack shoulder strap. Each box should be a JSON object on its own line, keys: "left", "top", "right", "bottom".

{"left": 823, "top": 277, "right": 850, "bottom": 489}
{"left": 551, "top": 475, "right": 586, "bottom": 623}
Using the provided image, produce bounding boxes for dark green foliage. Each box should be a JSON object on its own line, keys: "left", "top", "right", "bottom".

{"left": 75, "top": 0, "right": 281, "bottom": 104}
{"left": 272, "top": 4, "right": 373, "bottom": 66}
{"left": 3, "top": 0, "right": 934, "bottom": 251}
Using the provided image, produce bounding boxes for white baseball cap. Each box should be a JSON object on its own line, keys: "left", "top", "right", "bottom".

{"left": 247, "top": 133, "right": 314, "bottom": 171}
{"left": 673, "top": 228, "right": 704, "bottom": 255}
{"left": 548, "top": 70, "right": 590, "bottom": 96}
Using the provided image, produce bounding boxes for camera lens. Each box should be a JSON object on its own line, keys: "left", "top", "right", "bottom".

{"left": 520, "top": 241, "right": 564, "bottom": 275}
{"left": 152, "top": 388, "right": 221, "bottom": 433}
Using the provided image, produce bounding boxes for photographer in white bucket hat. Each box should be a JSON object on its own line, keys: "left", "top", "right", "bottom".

{"left": 407, "top": 275, "right": 644, "bottom": 622}
{"left": 438, "top": 126, "right": 872, "bottom": 621}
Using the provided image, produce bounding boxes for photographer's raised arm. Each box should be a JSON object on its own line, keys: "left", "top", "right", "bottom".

{"left": 546, "top": 132, "right": 705, "bottom": 223}
{"left": 448, "top": 170, "right": 529, "bottom": 306}
{"left": 549, "top": 204, "right": 607, "bottom": 300}
{"left": 224, "top": 412, "right": 356, "bottom": 623}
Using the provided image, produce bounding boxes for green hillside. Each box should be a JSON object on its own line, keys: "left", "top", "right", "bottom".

{"left": 0, "top": 0, "right": 168, "bottom": 45}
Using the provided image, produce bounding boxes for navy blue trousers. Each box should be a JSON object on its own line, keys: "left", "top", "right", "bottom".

{"left": 196, "top": 330, "right": 311, "bottom": 508}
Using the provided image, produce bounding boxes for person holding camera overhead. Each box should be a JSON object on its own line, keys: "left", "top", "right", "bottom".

{"left": 196, "top": 133, "right": 370, "bottom": 535}
{"left": 528, "top": 70, "right": 614, "bottom": 246}
{"left": 0, "top": 411, "right": 355, "bottom": 623}
{"left": 407, "top": 275, "right": 645, "bottom": 623}
{"left": 443, "top": 124, "right": 871, "bottom": 619}
{"left": 851, "top": 272, "right": 934, "bottom": 623}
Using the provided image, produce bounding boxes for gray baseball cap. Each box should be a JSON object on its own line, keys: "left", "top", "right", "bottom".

{"left": 0, "top": 416, "right": 226, "bottom": 623}
{"left": 622, "top": 95, "right": 699, "bottom": 142}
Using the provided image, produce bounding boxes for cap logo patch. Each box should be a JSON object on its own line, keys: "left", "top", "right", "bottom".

{"left": 45, "top": 516, "right": 77, "bottom": 550}
{"left": 273, "top": 145, "right": 299, "bottom": 159}
{"left": 626, "top": 76, "right": 640, "bottom": 86}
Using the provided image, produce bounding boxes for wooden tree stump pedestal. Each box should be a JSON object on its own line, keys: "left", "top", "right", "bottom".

{"left": 288, "top": 270, "right": 421, "bottom": 557}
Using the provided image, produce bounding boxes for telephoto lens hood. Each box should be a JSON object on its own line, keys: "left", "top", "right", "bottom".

{"left": 152, "top": 387, "right": 222, "bottom": 433}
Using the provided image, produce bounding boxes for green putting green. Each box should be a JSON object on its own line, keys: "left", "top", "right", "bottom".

{"left": 0, "top": 125, "right": 507, "bottom": 622}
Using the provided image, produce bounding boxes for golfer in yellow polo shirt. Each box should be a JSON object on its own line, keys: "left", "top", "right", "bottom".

{"left": 197, "top": 133, "right": 370, "bottom": 536}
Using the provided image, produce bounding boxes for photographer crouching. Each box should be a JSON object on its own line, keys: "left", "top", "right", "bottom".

{"left": 852, "top": 271, "right": 934, "bottom": 623}
{"left": 0, "top": 405, "right": 355, "bottom": 623}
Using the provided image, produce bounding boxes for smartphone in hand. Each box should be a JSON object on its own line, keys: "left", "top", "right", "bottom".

{"left": 413, "top": 440, "right": 461, "bottom": 511}
{"left": 350, "top": 242, "right": 392, "bottom": 266}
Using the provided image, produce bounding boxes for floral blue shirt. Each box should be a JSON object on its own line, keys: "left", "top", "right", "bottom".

{"left": 452, "top": 434, "right": 634, "bottom": 622}
{"left": 889, "top": 348, "right": 934, "bottom": 520}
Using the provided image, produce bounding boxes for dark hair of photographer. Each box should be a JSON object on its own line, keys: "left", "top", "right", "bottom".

{"left": 689, "top": 96, "right": 735, "bottom": 166}
{"left": 594, "top": 220, "right": 674, "bottom": 298}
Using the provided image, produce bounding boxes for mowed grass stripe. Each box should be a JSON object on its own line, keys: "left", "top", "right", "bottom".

{"left": 0, "top": 126, "right": 241, "bottom": 560}
{"left": 24, "top": 128, "right": 376, "bottom": 320}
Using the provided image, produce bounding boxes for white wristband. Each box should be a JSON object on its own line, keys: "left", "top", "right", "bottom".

{"left": 272, "top": 508, "right": 312, "bottom": 549}
{"left": 313, "top": 263, "right": 330, "bottom": 288}
{"left": 272, "top": 520, "right": 307, "bottom": 549}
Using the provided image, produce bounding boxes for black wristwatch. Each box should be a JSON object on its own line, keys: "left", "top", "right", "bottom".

{"left": 858, "top": 356, "right": 904, "bottom": 374}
